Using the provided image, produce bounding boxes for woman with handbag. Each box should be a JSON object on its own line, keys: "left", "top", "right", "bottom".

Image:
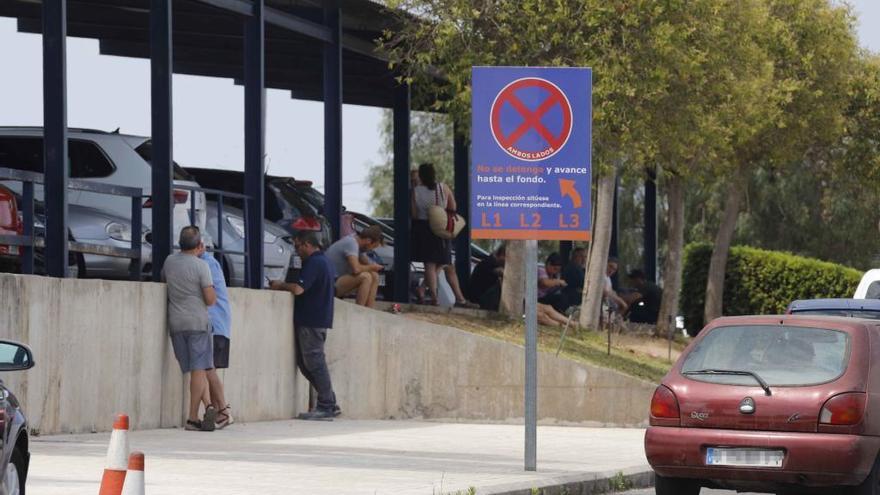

{"left": 411, "top": 162, "right": 472, "bottom": 307}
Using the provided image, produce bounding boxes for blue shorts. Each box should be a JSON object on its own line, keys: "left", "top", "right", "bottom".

{"left": 170, "top": 331, "right": 214, "bottom": 373}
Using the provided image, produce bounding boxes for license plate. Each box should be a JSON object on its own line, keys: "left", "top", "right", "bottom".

{"left": 378, "top": 273, "right": 386, "bottom": 287}
{"left": 292, "top": 256, "right": 302, "bottom": 269}
{"left": 706, "top": 448, "right": 784, "bottom": 468}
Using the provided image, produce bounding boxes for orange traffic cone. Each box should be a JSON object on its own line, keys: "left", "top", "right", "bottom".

{"left": 120, "top": 452, "right": 144, "bottom": 495}
{"left": 98, "top": 414, "right": 130, "bottom": 495}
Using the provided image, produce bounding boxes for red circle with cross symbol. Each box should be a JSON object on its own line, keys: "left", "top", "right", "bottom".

{"left": 490, "top": 77, "right": 573, "bottom": 162}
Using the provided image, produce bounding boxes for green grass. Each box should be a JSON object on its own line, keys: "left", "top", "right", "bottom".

{"left": 405, "top": 312, "right": 683, "bottom": 383}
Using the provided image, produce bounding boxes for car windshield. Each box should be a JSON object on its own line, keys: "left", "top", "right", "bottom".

{"left": 681, "top": 325, "right": 850, "bottom": 387}
{"left": 274, "top": 181, "right": 320, "bottom": 217}
{"left": 792, "top": 309, "right": 880, "bottom": 320}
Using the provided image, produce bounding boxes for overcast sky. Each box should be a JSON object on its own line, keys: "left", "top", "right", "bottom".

{"left": 0, "top": 2, "right": 878, "bottom": 215}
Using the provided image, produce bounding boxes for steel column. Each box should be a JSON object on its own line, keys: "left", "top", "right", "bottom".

{"left": 42, "top": 0, "right": 68, "bottom": 278}
{"left": 323, "top": 6, "right": 342, "bottom": 242}
{"left": 453, "top": 123, "right": 470, "bottom": 287}
{"left": 644, "top": 167, "right": 658, "bottom": 283}
{"left": 150, "top": 0, "right": 173, "bottom": 280}
{"left": 392, "top": 83, "right": 411, "bottom": 303}
{"left": 244, "top": 0, "right": 265, "bottom": 288}
{"left": 559, "top": 241, "right": 572, "bottom": 265}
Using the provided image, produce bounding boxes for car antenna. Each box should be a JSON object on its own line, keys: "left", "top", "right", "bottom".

{"left": 111, "top": 127, "right": 120, "bottom": 134}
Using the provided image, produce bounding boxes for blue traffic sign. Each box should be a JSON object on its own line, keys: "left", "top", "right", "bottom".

{"left": 471, "top": 67, "right": 591, "bottom": 241}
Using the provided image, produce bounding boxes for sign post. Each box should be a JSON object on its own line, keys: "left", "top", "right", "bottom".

{"left": 471, "top": 67, "right": 592, "bottom": 471}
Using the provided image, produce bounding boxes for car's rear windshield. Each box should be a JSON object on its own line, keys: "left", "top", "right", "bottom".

{"left": 134, "top": 141, "right": 195, "bottom": 181}
{"left": 792, "top": 309, "right": 880, "bottom": 320}
{"left": 681, "top": 325, "right": 850, "bottom": 387}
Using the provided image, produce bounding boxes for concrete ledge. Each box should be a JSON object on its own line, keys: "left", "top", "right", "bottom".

{"left": 373, "top": 299, "right": 498, "bottom": 319}
{"left": 480, "top": 466, "right": 654, "bottom": 495}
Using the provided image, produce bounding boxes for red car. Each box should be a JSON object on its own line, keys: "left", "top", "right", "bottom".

{"left": 645, "top": 315, "right": 880, "bottom": 495}
{"left": 0, "top": 185, "right": 23, "bottom": 271}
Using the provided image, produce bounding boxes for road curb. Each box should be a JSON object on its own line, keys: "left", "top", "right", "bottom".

{"left": 474, "top": 465, "right": 654, "bottom": 495}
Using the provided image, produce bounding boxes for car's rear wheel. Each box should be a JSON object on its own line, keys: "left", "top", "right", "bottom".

{"left": 848, "top": 454, "right": 880, "bottom": 495}
{"left": 4, "top": 446, "right": 26, "bottom": 495}
{"left": 655, "top": 473, "right": 700, "bottom": 495}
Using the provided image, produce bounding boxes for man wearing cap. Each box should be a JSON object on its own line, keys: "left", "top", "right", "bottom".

{"left": 270, "top": 231, "right": 340, "bottom": 420}
{"left": 538, "top": 252, "right": 570, "bottom": 313}
{"left": 623, "top": 268, "right": 663, "bottom": 324}
{"left": 325, "top": 225, "right": 384, "bottom": 308}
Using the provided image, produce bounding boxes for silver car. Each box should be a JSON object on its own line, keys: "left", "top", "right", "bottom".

{"left": 0, "top": 127, "right": 212, "bottom": 247}
{"left": 204, "top": 202, "right": 292, "bottom": 287}
{"left": 66, "top": 205, "right": 152, "bottom": 279}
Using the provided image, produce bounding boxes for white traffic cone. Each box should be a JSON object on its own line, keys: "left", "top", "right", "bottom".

{"left": 98, "top": 414, "right": 130, "bottom": 495}
{"left": 120, "top": 452, "right": 144, "bottom": 495}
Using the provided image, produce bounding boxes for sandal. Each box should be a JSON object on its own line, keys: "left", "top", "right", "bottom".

{"left": 216, "top": 405, "right": 234, "bottom": 430}
{"left": 202, "top": 405, "right": 217, "bottom": 432}
{"left": 185, "top": 419, "right": 204, "bottom": 431}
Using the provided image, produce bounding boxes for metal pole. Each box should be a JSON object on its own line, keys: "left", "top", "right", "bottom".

{"left": 21, "top": 182, "right": 35, "bottom": 275}
{"left": 524, "top": 239, "right": 538, "bottom": 471}
{"left": 150, "top": 0, "right": 173, "bottom": 281}
{"left": 130, "top": 196, "right": 142, "bottom": 281}
{"left": 609, "top": 174, "right": 620, "bottom": 287}
{"left": 453, "top": 122, "right": 471, "bottom": 288}
{"left": 243, "top": 0, "right": 265, "bottom": 289}
{"left": 392, "top": 83, "right": 411, "bottom": 303}
{"left": 42, "top": 0, "right": 68, "bottom": 278}
{"left": 323, "top": 5, "right": 342, "bottom": 242}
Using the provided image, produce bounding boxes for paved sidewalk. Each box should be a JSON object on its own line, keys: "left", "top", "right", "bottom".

{"left": 28, "top": 420, "right": 649, "bottom": 495}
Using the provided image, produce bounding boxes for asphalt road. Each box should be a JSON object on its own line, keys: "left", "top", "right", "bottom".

{"left": 622, "top": 490, "right": 760, "bottom": 495}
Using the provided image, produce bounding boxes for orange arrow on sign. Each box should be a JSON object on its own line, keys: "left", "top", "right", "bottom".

{"left": 559, "top": 179, "right": 582, "bottom": 208}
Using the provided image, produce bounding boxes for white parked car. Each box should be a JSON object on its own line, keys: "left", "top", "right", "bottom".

{"left": 0, "top": 127, "right": 212, "bottom": 252}
{"left": 854, "top": 269, "right": 880, "bottom": 299}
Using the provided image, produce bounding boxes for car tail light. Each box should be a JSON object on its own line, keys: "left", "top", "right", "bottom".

{"left": 143, "top": 190, "right": 189, "bottom": 208}
{"left": 820, "top": 393, "right": 866, "bottom": 426}
{"left": 292, "top": 217, "right": 321, "bottom": 231}
{"left": 650, "top": 385, "right": 680, "bottom": 422}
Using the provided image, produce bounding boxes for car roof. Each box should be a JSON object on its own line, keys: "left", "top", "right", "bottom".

{"left": 788, "top": 298, "right": 880, "bottom": 312}
{"left": 706, "top": 314, "right": 878, "bottom": 333}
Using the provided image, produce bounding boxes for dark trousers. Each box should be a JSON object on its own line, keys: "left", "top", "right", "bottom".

{"left": 539, "top": 290, "right": 571, "bottom": 314}
{"left": 294, "top": 324, "right": 337, "bottom": 411}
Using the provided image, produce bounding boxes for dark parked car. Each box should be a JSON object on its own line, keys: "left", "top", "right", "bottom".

{"left": 646, "top": 314, "right": 880, "bottom": 495}
{"left": 183, "top": 168, "right": 331, "bottom": 248}
{"left": 787, "top": 298, "right": 880, "bottom": 320}
{"left": 0, "top": 340, "right": 35, "bottom": 495}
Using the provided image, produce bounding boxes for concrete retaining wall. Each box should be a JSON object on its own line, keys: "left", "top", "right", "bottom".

{"left": 0, "top": 274, "right": 654, "bottom": 435}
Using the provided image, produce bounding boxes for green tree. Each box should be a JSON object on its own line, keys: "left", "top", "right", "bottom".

{"left": 703, "top": 0, "right": 861, "bottom": 323}
{"left": 367, "top": 110, "right": 454, "bottom": 217}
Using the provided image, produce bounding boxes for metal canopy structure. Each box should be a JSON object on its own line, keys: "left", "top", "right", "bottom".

{"left": 1, "top": 0, "right": 435, "bottom": 295}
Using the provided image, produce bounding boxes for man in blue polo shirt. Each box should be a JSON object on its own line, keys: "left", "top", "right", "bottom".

{"left": 270, "top": 231, "right": 339, "bottom": 420}
{"left": 199, "top": 247, "right": 233, "bottom": 429}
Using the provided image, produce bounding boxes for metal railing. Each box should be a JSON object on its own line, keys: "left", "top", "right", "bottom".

{"left": 0, "top": 167, "right": 144, "bottom": 280}
{"left": 172, "top": 184, "right": 253, "bottom": 287}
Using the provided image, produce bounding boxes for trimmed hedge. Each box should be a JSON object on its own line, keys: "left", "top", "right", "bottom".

{"left": 681, "top": 243, "right": 862, "bottom": 335}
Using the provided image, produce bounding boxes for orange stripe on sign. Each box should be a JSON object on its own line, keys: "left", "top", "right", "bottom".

{"left": 471, "top": 229, "right": 591, "bottom": 241}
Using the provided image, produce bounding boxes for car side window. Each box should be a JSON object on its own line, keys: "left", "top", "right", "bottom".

{"left": 0, "top": 137, "right": 43, "bottom": 172}
{"left": 0, "top": 137, "right": 115, "bottom": 178}
{"left": 867, "top": 282, "right": 880, "bottom": 299}
{"left": 69, "top": 140, "right": 115, "bottom": 178}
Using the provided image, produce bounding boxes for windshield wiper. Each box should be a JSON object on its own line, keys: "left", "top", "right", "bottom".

{"left": 682, "top": 369, "right": 772, "bottom": 396}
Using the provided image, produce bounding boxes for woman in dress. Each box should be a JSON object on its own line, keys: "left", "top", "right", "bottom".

{"left": 411, "top": 163, "right": 470, "bottom": 306}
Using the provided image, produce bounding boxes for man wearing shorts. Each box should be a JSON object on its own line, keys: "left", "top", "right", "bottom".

{"left": 162, "top": 226, "right": 217, "bottom": 432}
{"left": 200, "top": 248, "right": 233, "bottom": 429}
{"left": 324, "top": 225, "right": 384, "bottom": 307}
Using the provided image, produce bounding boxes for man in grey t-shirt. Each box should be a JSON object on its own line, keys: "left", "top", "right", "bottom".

{"left": 324, "top": 226, "right": 383, "bottom": 307}
{"left": 161, "top": 226, "right": 218, "bottom": 432}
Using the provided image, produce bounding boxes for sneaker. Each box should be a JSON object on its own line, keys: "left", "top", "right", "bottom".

{"left": 202, "top": 406, "right": 217, "bottom": 432}
{"left": 185, "top": 419, "right": 204, "bottom": 431}
{"left": 297, "top": 409, "right": 335, "bottom": 421}
{"left": 332, "top": 405, "right": 342, "bottom": 417}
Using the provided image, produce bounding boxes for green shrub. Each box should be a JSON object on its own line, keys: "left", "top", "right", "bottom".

{"left": 681, "top": 243, "right": 862, "bottom": 335}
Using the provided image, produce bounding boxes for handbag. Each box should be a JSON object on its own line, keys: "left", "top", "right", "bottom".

{"left": 427, "top": 183, "right": 466, "bottom": 240}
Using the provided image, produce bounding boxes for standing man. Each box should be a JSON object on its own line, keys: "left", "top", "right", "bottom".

{"left": 325, "top": 225, "right": 384, "bottom": 308}
{"left": 200, "top": 248, "right": 234, "bottom": 429}
{"left": 270, "top": 231, "right": 340, "bottom": 420}
{"left": 162, "top": 226, "right": 217, "bottom": 432}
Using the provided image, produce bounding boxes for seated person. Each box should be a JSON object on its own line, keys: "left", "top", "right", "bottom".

{"left": 622, "top": 268, "right": 662, "bottom": 324}
{"left": 467, "top": 245, "right": 506, "bottom": 310}
{"left": 538, "top": 253, "right": 569, "bottom": 313}
{"left": 562, "top": 247, "right": 586, "bottom": 307}
{"left": 325, "top": 225, "right": 384, "bottom": 308}
{"left": 537, "top": 303, "right": 574, "bottom": 328}
{"left": 603, "top": 257, "right": 628, "bottom": 315}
